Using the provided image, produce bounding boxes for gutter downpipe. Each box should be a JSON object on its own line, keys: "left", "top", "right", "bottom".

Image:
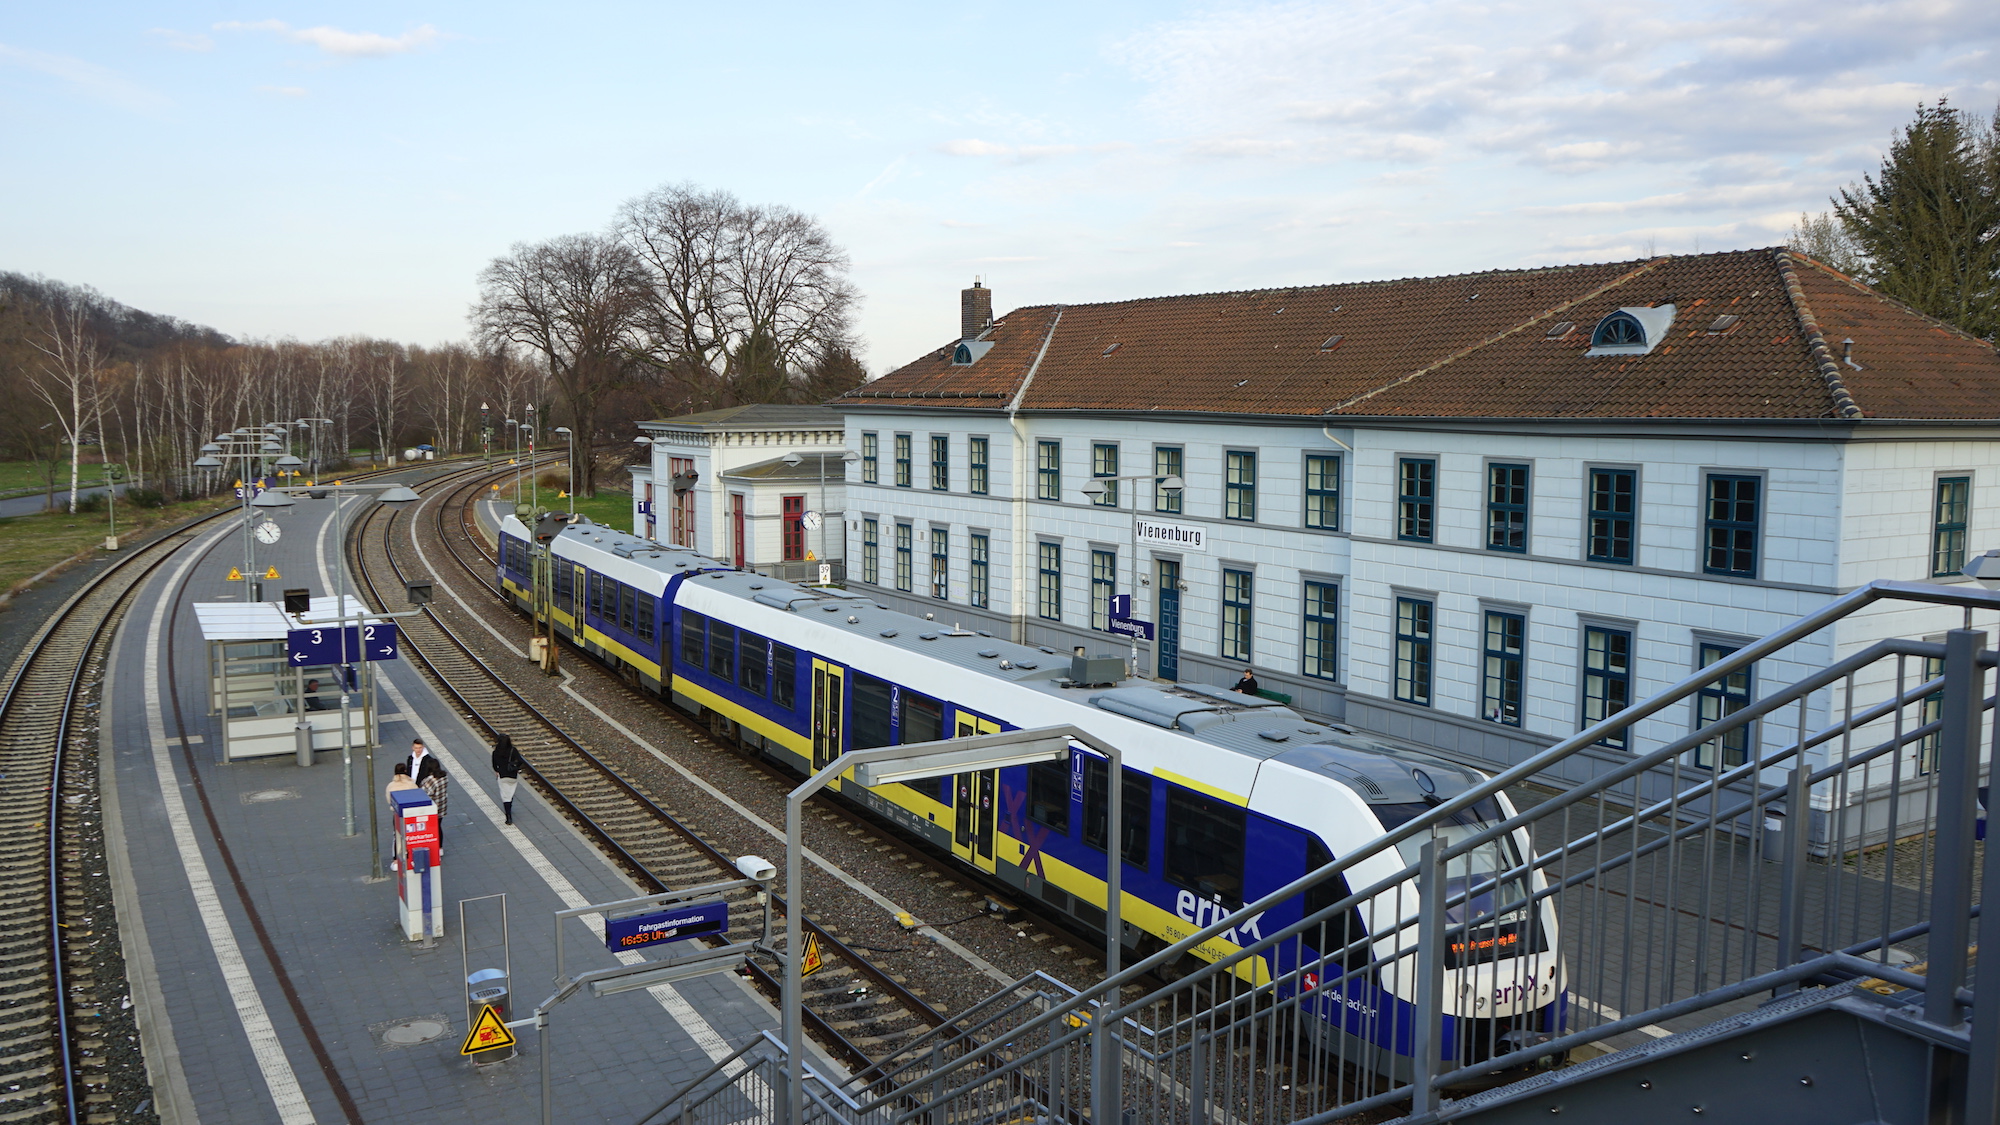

{"left": 1006, "top": 307, "right": 1063, "bottom": 644}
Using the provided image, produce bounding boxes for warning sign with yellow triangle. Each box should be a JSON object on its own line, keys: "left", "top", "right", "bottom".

{"left": 800, "top": 932, "right": 824, "bottom": 977}
{"left": 226, "top": 567, "right": 244, "bottom": 581}
{"left": 264, "top": 566, "right": 280, "bottom": 580}
{"left": 459, "top": 1004, "right": 516, "bottom": 1055}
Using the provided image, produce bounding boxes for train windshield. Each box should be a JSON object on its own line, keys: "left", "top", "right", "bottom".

{"left": 1377, "top": 800, "right": 1543, "bottom": 965}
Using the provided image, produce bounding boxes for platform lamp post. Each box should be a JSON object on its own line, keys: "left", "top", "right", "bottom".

{"left": 505, "top": 419, "right": 521, "bottom": 504}
{"left": 1081, "top": 473, "right": 1183, "bottom": 678}
{"left": 552, "top": 427, "right": 574, "bottom": 514}
{"left": 782, "top": 728, "right": 1110, "bottom": 1122}
{"left": 480, "top": 403, "right": 491, "bottom": 464}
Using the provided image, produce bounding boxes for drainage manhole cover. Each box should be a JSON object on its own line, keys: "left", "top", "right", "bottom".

{"left": 382, "top": 1020, "right": 448, "bottom": 1046}
{"left": 241, "top": 789, "right": 299, "bottom": 804}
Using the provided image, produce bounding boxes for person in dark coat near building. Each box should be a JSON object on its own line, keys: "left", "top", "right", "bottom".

{"left": 491, "top": 733, "right": 524, "bottom": 825}
{"left": 1233, "top": 669, "right": 1261, "bottom": 696}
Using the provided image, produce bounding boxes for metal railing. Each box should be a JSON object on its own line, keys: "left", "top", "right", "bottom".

{"left": 674, "top": 578, "right": 2000, "bottom": 1123}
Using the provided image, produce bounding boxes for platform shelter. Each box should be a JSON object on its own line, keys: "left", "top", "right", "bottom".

{"left": 192, "top": 595, "right": 379, "bottom": 761}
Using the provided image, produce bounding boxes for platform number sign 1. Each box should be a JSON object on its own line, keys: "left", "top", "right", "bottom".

{"left": 460, "top": 1004, "right": 515, "bottom": 1056}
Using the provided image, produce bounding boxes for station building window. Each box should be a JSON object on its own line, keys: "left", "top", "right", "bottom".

{"left": 1092, "top": 443, "right": 1120, "bottom": 506}
{"left": 970, "top": 533, "right": 990, "bottom": 609}
{"left": 1221, "top": 569, "right": 1253, "bottom": 661}
{"left": 1225, "top": 452, "right": 1257, "bottom": 522}
{"left": 895, "top": 524, "right": 913, "bottom": 592}
{"left": 1305, "top": 454, "right": 1340, "bottom": 530}
{"left": 1933, "top": 476, "right": 1970, "bottom": 577}
{"left": 931, "top": 435, "right": 950, "bottom": 491}
{"left": 1302, "top": 581, "right": 1338, "bottom": 681}
{"left": 1154, "top": 447, "right": 1183, "bottom": 513}
{"left": 1394, "top": 596, "right": 1433, "bottom": 705}
{"left": 861, "top": 432, "right": 878, "bottom": 484}
{"left": 1038, "top": 541, "right": 1063, "bottom": 620}
{"left": 1582, "top": 625, "right": 1633, "bottom": 749}
{"left": 1693, "top": 643, "right": 1752, "bottom": 769}
{"left": 1487, "top": 463, "right": 1529, "bottom": 552}
{"left": 1091, "top": 550, "right": 1116, "bottom": 630}
{"left": 1482, "top": 610, "right": 1524, "bottom": 726}
{"left": 1703, "top": 474, "right": 1760, "bottom": 578}
{"left": 969, "top": 437, "right": 989, "bottom": 495}
{"left": 1588, "top": 468, "right": 1636, "bottom": 564}
{"left": 1398, "top": 458, "right": 1435, "bottom": 542}
{"left": 894, "top": 434, "right": 912, "bottom": 488}
{"left": 1037, "top": 440, "right": 1062, "bottom": 501}
{"left": 861, "top": 519, "right": 879, "bottom": 585}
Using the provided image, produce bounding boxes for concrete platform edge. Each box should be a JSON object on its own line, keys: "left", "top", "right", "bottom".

{"left": 101, "top": 586, "right": 199, "bottom": 1125}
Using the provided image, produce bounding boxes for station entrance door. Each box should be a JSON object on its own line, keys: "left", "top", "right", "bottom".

{"left": 812, "top": 660, "right": 843, "bottom": 770}
{"left": 952, "top": 713, "right": 1001, "bottom": 873}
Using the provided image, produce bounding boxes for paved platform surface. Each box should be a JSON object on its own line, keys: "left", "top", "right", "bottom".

{"left": 103, "top": 491, "right": 788, "bottom": 1125}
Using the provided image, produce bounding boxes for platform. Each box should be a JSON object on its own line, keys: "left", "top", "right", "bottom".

{"left": 102, "top": 492, "right": 791, "bottom": 1124}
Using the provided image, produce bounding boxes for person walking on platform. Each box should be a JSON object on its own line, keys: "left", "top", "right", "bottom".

{"left": 491, "top": 733, "right": 524, "bottom": 825}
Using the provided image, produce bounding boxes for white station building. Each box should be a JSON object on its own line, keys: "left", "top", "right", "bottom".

{"left": 828, "top": 254, "right": 2000, "bottom": 790}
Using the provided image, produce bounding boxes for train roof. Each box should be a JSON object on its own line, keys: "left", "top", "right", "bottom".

{"left": 508, "top": 514, "right": 1489, "bottom": 806}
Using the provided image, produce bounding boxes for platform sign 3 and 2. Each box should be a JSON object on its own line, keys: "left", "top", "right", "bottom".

{"left": 286, "top": 623, "right": 399, "bottom": 665}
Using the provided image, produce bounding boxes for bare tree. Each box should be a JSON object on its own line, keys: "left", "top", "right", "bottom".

{"left": 472, "top": 234, "right": 647, "bottom": 497}
{"left": 25, "top": 290, "right": 106, "bottom": 512}
{"left": 615, "top": 183, "right": 860, "bottom": 411}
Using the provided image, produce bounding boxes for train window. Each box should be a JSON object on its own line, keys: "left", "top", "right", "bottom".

{"left": 738, "top": 632, "right": 768, "bottom": 696}
{"left": 680, "top": 612, "right": 705, "bottom": 667}
{"left": 898, "top": 692, "right": 944, "bottom": 797}
{"left": 1164, "top": 787, "right": 1246, "bottom": 902}
{"left": 618, "top": 584, "right": 635, "bottom": 634}
{"left": 1372, "top": 797, "right": 1503, "bottom": 834}
{"left": 899, "top": 691, "right": 943, "bottom": 745}
{"left": 1027, "top": 758, "right": 1071, "bottom": 834}
{"left": 585, "top": 572, "right": 600, "bottom": 617}
{"left": 851, "top": 673, "right": 894, "bottom": 749}
{"left": 771, "top": 644, "right": 797, "bottom": 709}
{"left": 1082, "top": 759, "right": 1151, "bottom": 866}
{"left": 708, "top": 622, "right": 736, "bottom": 680}
{"left": 635, "top": 593, "right": 655, "bottom": 644}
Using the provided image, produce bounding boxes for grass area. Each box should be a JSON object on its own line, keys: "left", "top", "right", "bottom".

{"left": 0, "top": 460, "right": 126, "bottom": 499}
{"left": 567, "top": 488, "right": 633, "bottom": 532}
{"left": 0, "top": 495, "right": 239, "bottom": 597}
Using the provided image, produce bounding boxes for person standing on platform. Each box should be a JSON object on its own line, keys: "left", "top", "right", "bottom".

{"left": 405, "top": 737, "right": 449, "bottom": 821}
{"left": 490, "top": 733, "right": 524, "bottom": 825}
{"left": 386, "top": 761, "right": 418, "bottom": 798}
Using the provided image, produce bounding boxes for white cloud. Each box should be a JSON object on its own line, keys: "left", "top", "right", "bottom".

{"left": 0, "top": 42, "right": 167, "bottom": 113}
{"left": 215, "top": 20, "right": 442, "bottom": 58}
{"left": 147, "top": 28, "right": 213, "bottom": 52}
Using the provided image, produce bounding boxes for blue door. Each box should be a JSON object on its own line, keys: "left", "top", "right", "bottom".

{"left": 1156, "top": 559, "right": 1181, "bottom": 681}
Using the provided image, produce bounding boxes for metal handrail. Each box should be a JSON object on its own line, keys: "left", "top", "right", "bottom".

{"left": 834, "top": 578, "right": 2000, "bottom": 1124}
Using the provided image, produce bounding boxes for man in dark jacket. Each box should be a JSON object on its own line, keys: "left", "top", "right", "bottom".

{"left": 404, "top": 738, "right": 448, "bottom": 824}
{"left": 1233, "top": 669, "right": 1261, "bottom": 696}
{"left": 491, "top": 734, "right": 523, "bottom": 825}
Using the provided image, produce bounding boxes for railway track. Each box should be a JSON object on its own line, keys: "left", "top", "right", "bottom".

{"left": 0, "top": 460, "right": 461, "bottom": 1125}
{"left": 350, "top": 466, "right": 952, "bottom": 1076}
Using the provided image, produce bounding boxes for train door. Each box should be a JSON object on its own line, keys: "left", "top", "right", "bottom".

{"left": 952, "top": 713, "right": 1001, "bottom": 874}
{"left": 569, "top": 565, "right": 585, "bottom": 632}
{"left": 1157, "top": 558, "right": 1182, "bottom": 681}
{"left": 812, "top": 659, "right": 844, "bottom": 770}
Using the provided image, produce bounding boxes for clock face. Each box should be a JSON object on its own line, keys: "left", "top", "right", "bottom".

{"left": 800, "top": 511, "right": 823, "bottom": 531}
{"left": 254, "top": 521, "right": 282, "bottom": 544}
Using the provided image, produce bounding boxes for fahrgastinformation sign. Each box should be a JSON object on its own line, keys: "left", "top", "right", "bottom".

{"left": 603, "top": 900, "right": 729, "bottom": 952}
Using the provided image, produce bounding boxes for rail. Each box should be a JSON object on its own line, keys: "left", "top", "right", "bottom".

{"left": 754, "top": 578, "right": 2000, "bottom": 1124}
{"left": 353, "top": 469, "right": 953, "bottom": 1076}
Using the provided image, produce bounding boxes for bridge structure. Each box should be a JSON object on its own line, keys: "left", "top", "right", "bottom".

{"left": 654, "top": 577, "right": 2000, "bottom": 1125}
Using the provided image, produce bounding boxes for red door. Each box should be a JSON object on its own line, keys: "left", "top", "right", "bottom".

{"left": 731, "top": 493, "right": 746, "bottom": 568}
{"left": 782, "top": 495, "right": 805, "bottom": 561}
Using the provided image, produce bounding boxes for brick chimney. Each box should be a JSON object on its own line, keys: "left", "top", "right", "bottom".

{"left": 960, "top": 279, "right": 992, "bottom": 341}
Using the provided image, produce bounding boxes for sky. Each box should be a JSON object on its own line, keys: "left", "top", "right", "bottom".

{"left": 3, "top": 1, "right": 1996, "bottom": 373}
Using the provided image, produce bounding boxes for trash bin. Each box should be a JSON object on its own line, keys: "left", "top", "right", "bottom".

{"left": 295, "top": 721, "right": 313, "bottom": 767}
{"left": 466, "top": 968, "right": 513, "bottom": 1062}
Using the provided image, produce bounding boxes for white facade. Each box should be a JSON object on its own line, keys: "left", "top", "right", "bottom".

{"left": 632, "top": 405, "right": 847, "bottom": 579}
{"left": 836, "top": 410, "right": 1999, "bottom": 780}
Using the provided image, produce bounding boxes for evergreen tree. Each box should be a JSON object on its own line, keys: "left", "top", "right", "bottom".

{"left": 1834, "top": 99, "right": 2000, "bottom": 339}
{"left": 804, "top": 345, "right": 867, "bottom": 401}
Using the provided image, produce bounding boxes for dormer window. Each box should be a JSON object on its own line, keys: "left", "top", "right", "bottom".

{"left": 1594, "top": 315, "right": 1644, "bottom": 347}
{"left": 1586, "top": 304, "right": 1677, "bottom": 357}
{"left": 951, "top": 338, "right": 995, "bottom": 366}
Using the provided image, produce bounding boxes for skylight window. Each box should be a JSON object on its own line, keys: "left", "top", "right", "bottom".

{"left": 1705, "top": 315, "right": 1740, "bottom": 334}
{"left": 952, "top": 343, "right": 972, "bottom": 365}
{"left": 1586, "top": 305, "right": 1677, "bottom": 357}
{"left": 1320, "top": 335, "right": 1344, "bottom": 351}
{"left": 1102, "top": 342, "right": 1121, "bottom": 356}
{"left": 1545, "top": 321, "right": 1574, "bottom": 339}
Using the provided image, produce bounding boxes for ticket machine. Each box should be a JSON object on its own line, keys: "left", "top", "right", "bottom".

{"left": 391, "top": 788, "right": 445, "bottom": 941}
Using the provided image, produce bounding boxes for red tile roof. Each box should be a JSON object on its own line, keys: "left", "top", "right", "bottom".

{"left": 837, "top": 249, "right": 2000, "bottom": 421}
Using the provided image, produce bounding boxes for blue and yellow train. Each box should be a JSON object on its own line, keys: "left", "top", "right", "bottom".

{"left": 498, "top": 513, "right": 1566, "bottom": 1070}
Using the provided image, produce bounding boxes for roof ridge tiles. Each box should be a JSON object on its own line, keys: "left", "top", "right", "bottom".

{"left": 1323, "top": 257, "right": 1670, "bottom": 414}
{"left": 1774, "top": 249, "right": 1865, "bottom": 420}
